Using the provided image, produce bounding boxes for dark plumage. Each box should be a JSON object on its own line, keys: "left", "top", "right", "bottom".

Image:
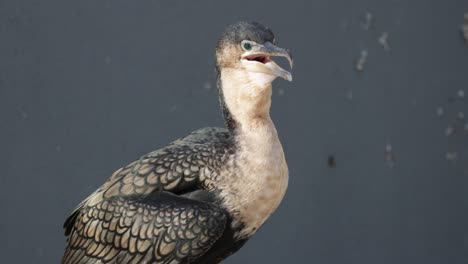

{"left": 62, "top": 21, "right": 292, "bottom": 264}
{"left": 217, "top": 21, "right": 275, "bottom": 48}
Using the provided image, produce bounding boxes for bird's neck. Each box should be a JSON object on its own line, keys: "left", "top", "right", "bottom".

{"left": 218, "top": 68, "right": 273, "bottom": 133}
{"left": 216, "top": 68, "right": 288, "bottom": 238}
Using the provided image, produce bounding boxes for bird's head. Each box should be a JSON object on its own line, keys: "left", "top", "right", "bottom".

{"left": 216, "top": 21, "right": 293, "bottom": 86}
{"left": 215, "top": 22, "right": 293, "bottom": 130}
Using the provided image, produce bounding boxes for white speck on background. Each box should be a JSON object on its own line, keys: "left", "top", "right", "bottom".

{"left": 19, "top": 107, "right": 28, "bottom": 119}
{"left": 436, "top": 106, "right": 444, "bottom": 116}
{"left": 278, "top": 88, "right": 285, "bottom": 96}
{"left": 446, "top": 152, "right": 457, "bottom": 161}
{"left": 384, "top": 143, "right": 395, "bottom": 168}
{"left": 355, "top": 50, "right": 368, "bottom": 72}
{"left": 385, "top": 143, "right": 392, "bottom": 152}
{"left": 203, "top": 81, "right": 212, "bottom": 91}
{"left": 339, "top": 20, "right": 349, "bottom": 30}
{"left": 363, "top": 12, "right": 373, "bottom": 30}
{"left": 378, "top": 32, "right": 390, "bottom": 50}
{"left": 445, "top": 126, "right": 454, "bottom": 136}
{"left": 457, "top": 89, "right": 465, "bottom": 98}
{"left": 169, "top": 105, "right": 178, "bottom": 112}
{"left": 347, "top": 90, "right": 353, "bottom": 100}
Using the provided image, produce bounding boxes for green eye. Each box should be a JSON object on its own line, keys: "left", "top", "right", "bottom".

{"left": 243, "top": 42, "right": 252, "bottom": 51}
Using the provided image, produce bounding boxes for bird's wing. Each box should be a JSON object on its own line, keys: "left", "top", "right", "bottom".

{"left": 103, "top": 127, "right": 230, "bottom": 198}
{"left": 64, "top": 127, "right": 232, "bottom": 235}
{"left": 62, "top": 192, "right": 227, "bottom": 264}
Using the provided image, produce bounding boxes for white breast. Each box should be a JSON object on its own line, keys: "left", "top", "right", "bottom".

{"left": 217, "top": 119, "right": 289, "bottom": 238}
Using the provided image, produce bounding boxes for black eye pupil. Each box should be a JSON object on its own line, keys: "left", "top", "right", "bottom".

{"left": 243, "top": 43, "right": 252, "bottom": 50}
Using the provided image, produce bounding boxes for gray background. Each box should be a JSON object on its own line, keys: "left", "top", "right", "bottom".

{"left": 1, "top": 0, "right": 468, "bottom": 263}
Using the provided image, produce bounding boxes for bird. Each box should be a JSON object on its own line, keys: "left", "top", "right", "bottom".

{"left": 62, "top": 21, "right": 293, "bottom": 264}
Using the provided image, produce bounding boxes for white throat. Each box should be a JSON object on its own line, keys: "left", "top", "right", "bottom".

{"left": 217, "top": 68, "right": 289, "bottom": 238}
{"left": 220, "top": 68, "right": 274, "bottom": 125}
{"left": 247, "top": 72, "right": 278, "bottom": 87}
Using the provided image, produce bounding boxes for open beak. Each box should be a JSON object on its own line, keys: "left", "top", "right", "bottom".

{"left": 241, "top": 41, "right": 293, "bottom": 82}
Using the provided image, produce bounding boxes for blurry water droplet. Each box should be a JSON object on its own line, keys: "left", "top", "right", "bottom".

{"left": 436, "top": 106, "right": 444, "bottom": 116}
{"left": 463, "top": 26, "right": 468, "bottom": 44}
{"left": 462, "top": 12, "right": 468, "bottom": 45}
{"left": 457, "top": 112, "right": 465, "bottom": 120}
{"left": 278, "top": 88, "right": 285, "bottom": 96}
{"left": 378, "top": 32, "right": 390, "bottom": 50}
{"left": 457, "top": 89, "right": 465, "bottom": 98}
{"left": 347, "top": 90, "right": 353, "bottom": 100}
{"left": 203, "top": 81, "right": 212, "bottom": 91}
{"left": 169, "top": 105, "right": 178, "bottom": 112}
{"left": 464, "top": 123, "right": 468, "bottom": 132}
{"left": 105, "top": 56, "right": 111, "bottom": 64}
{"left": 363, "top": 12, "right": 373, "bottom": 30}
{"left": 385, "top": 143, "right": 392, "bottom": 152}
{"left": 355, "top": 50, "right": 368, "bottom": 72}
{"left": 56, "top": 145, "right": 62, "bottom": 153}
{"left": 327, "top": 155, "right": 336, "bottom": 168}
{"left": 18, "top": 107, "right": 28, "bottom": 119}
{"left": 445, "top": 152, "right": 457, "bottom": 161}
{"left": 445, "top": 126, "right": 454, "bottom": 136}
{"left": 339, "top": 20, "right": 349, "bottom": 30}
{"left": 384, "top": 143, "right": 395, "bottom": 168}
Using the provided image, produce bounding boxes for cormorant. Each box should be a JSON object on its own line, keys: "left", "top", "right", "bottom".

{"left": 62, "top": 21, "right": 293, "bottom": 264}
